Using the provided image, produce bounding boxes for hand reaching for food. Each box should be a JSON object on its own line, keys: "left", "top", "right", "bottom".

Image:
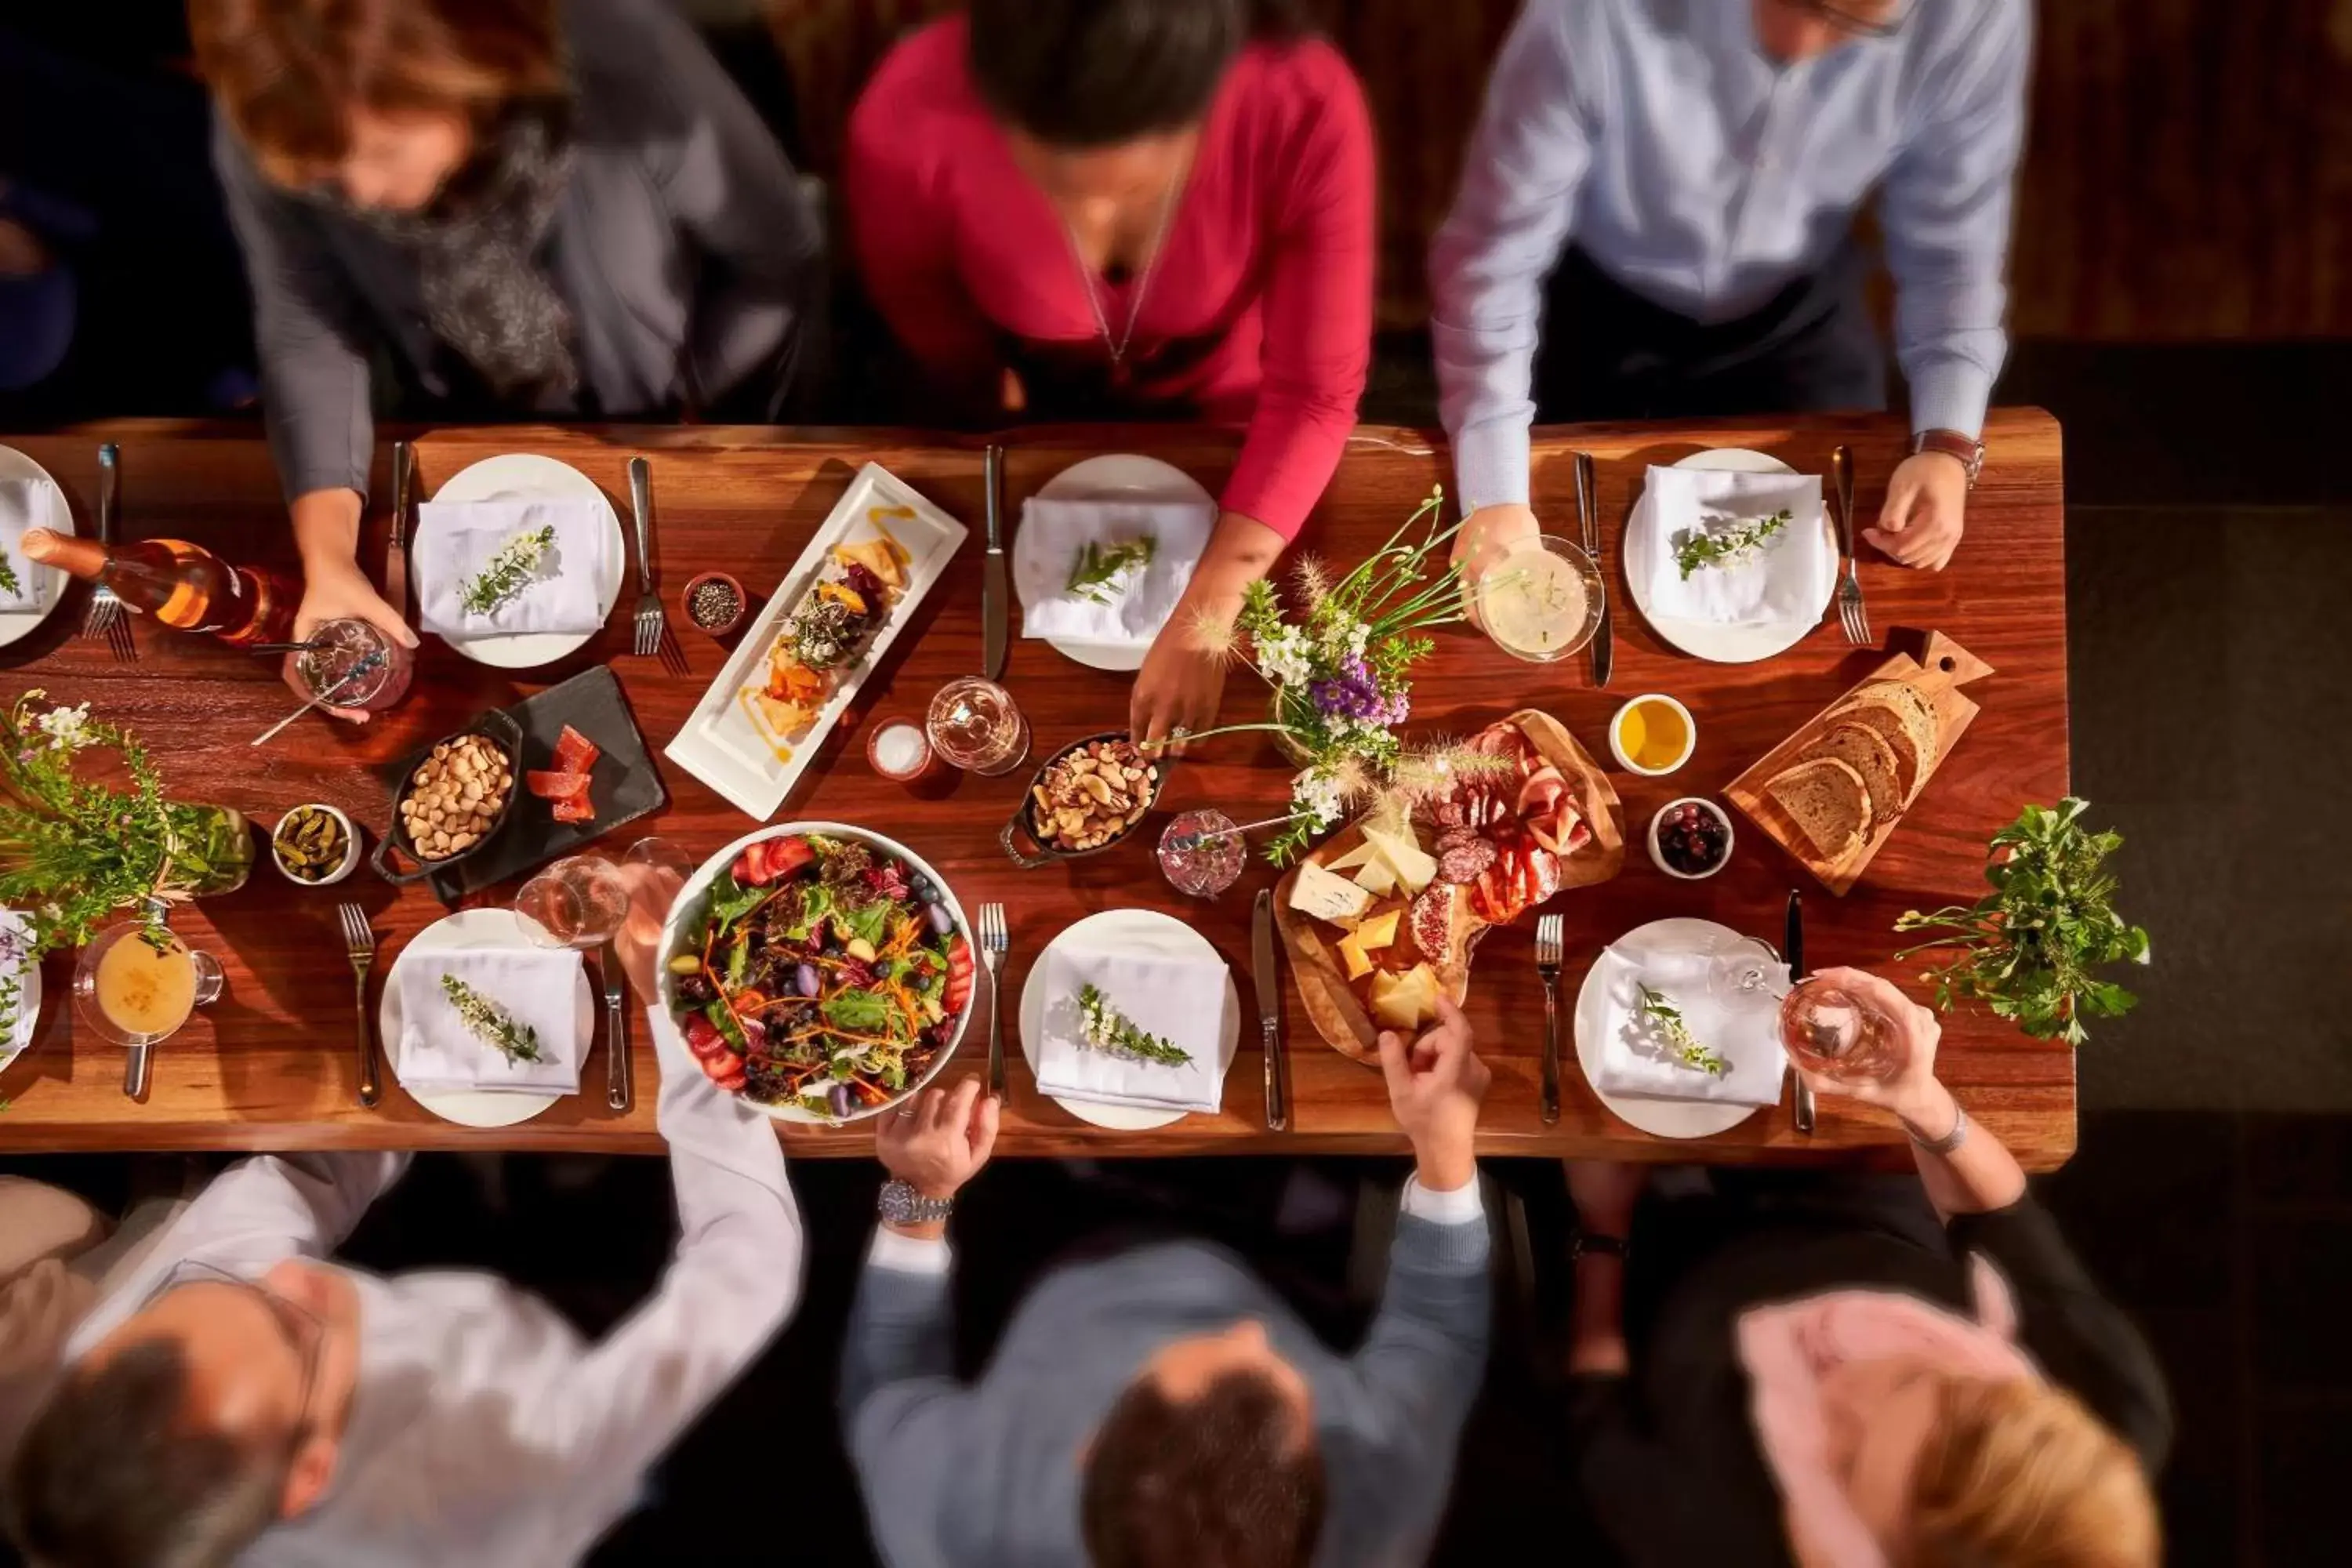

{"left": 877, "top": 1077, "right": 1000, "bottom": 1203}
{"left": 1379, "top": 996, "right": 1490, "bottom": 1193}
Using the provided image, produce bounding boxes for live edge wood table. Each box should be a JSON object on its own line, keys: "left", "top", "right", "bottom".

{"left": 0, "top": 411, "right": 2072, "bottom": 1169}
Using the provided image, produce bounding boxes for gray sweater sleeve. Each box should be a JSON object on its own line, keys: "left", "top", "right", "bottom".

{"left": 841, "top": 1246, "right": 966, "bottom": 1505}
{"left": 212, "top": 118, "right": 376, "bottom": 506}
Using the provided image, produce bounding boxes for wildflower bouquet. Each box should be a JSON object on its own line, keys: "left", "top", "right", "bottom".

{"left": 1186, "top": 488, "right": 1471, "bottom": 864}
{"left": 0, "top": 690, "right": 253, "bottom": 953}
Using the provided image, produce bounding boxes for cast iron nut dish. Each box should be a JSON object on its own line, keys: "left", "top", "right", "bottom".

{"left": 398, "top": 735, "right": 514, "bottom": 862}
{"left": 663, "top": 829, "right": 975, "bottom": 1121}
{"left": 1032, "top": 738, "right": 1159, "bottom": 851}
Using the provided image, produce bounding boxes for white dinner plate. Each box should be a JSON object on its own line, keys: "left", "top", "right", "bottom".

{"left": 0, "top": 909, "right": 43, "bottom": 1079}
{"left": 0, "top": 445, "right": 78, "bottom": 649}
{"left": 1574, "top": 916, "right": 1779, "bottom": 1141}
{"left": 379, "top": 907, "right": 594, "bottom": 1128}
{"left": 1018, "top": 908, "right": 1240, "bottom": 1131}
{"left": 424, "top": 453, "right": 626, "bottom": 670}
{"left": 1012, "top": 453, "right": 1216, "bottom": 673}
{"left": 1623, "top": 447, "right": 1835, "bottom": 665}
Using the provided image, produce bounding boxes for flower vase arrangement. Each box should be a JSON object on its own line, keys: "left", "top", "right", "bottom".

{"left": 0, "top": 691, "right": 255, "bottom": 953}
{"left": 1181, "top": 487, "right": 1483, "bottom": 863}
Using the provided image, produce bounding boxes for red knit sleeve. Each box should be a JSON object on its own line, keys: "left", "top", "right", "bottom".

{"left": 844, "top": 27, "right": 1003, "bottom": 408}
{"left": 1218, "top": 45, "right": 1375, "bottom": 543}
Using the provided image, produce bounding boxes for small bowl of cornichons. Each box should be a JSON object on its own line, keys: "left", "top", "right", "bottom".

{"left": 270, "top": 804, "right": 360, "bottom": 886}
{"left": 1000, "top": 732, "right": 1166, "bottom": 867}
{"left": 681, "top": 571, "right": 748, "bottom": 638}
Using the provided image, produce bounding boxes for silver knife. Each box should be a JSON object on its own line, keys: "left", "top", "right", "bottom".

{"left": 386, "top": 440, "right": 412, "bottom": 615}
{"left": 1574, "top": 450, "right": 1612, "bottom": 688}
{"left": 982, "top": 444, "right": 1008, "bottom": 681}
{"left": 1786, "top": 889, "right": 1814, "bottom": 1134}
{"left": 1830, "top": 444, "right": 1857, "bottom": 557}
{"left": 1251, "top": 890, "right": 1290, "bottom": 1132}
{"left": 601, "top": 942, "right": 631, "bottom": 1113}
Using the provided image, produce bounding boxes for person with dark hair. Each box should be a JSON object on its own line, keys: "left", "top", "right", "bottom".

{"left": 1559, "top": 969, "right": 2168, "bottom": 1566}
{"left": 842, "top": 1002, "right": 1493, "bottom": 1568}
{"left": 188, "top": 0, "right": 823, "bottom": 724}
{"left": 845, "top": 0, "right": 1374, "bottom": 752}
{"left": 4, "top": 1016, "right": 804, "bottom": 1567}
{"left": 1432, "top": 0, "right": 2030, "bottom": 583}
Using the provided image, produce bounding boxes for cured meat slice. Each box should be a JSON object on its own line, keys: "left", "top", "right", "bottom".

{"left": 1433, "top": 828, "right": 1497, "bottom": 885}
{"left": 1408, "top": 885, "right": 1457, "bottom": 962}
{"left": 526, "top": 770, "right": 590, "bottom": 802}
{"left": 552, "top": 725, "right": 601, "bottom": 774}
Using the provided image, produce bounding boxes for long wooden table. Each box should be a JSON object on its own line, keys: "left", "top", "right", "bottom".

{"left": 0, "top": 412, "right": 2073, "bottom": 1167}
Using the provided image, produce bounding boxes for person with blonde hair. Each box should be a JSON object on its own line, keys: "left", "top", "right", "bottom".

{"left": 1563, "top": 968, "right": 2167, "bottom": 1567}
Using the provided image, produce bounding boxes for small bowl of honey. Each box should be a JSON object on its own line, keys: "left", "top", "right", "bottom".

{"left": 1609, "top": 694, "right": 1696, "bottom": 776}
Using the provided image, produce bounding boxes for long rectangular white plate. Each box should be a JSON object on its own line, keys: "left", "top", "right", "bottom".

{"left": 664, "top": 463, "right": 967, "bottom": 820}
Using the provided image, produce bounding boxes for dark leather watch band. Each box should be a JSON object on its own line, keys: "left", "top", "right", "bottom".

{"left": 1570, "top": 1230, "right": 1629, "bottom": 1263}
{"left": 1911, "top": 428, "right": 1987, "bottom": 488}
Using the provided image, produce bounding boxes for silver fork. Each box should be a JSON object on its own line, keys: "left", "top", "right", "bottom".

{"left": 978, "top": 903, "right": 1009, "bottom": 1099}
{"left": 336, "top": 902, "right": 382, "bottom": 1109}
{"left": 1831, "top": 444, "right": 1870, "bottom": 645}
{"left": 81, "top": 443, "right": 134, "bottom": 659}
{"left": 1535, "top": 914, "right": 1565, "bottom": 1125}
{"left": 626, "top": 456, "right": 670, "bottom": 660}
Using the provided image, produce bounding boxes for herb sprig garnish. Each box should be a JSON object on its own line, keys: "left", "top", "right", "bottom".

{"left": 1635, "top": 983, "right": 1728, "bottom": 1076}
{"left": 1076, "top": 982, "right": 1192, "bottom": 1066}
{"left": 459, "top": 524, "right": 556, "bottom": 616}
{"left": 1674, "top": 509, "right": 1792, "bottom": 580}
{"left": 1067, "top": 537, "right": 1157, "bottom": 604}
{"left": 441, "top": 974, "right": 542, "bottom": 1065}
{"left": 0, "top": 551, "right": 22, "bottom": 598}
{"left": 1894, "top": 797, "right": 2150, "bottom": 1045}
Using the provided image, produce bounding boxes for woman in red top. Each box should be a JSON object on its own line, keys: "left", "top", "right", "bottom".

{"left": 847, "top": 0, "right": 1374, "bottom": 748}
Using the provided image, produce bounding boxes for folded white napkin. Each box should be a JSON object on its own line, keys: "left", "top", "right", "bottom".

{"left": 394, "top": 946, "right": 586, "bottom": 1096}
{"left": 1033, "top": 941, "right": 1225, "bottom": 1113}
{"left": 0, "top": 909, "right": 34, "bottom": 1056}
{"left": 1019, "top": 497, "right": 1214, "bottom": 647}
{"left": 416, "top": 498, "right": 612, "bottom": 639}
{"left": 0, "top": 478, "right": 56, "bottom": 612}
{"left": 1590, "top": 944, "right": 1788, "bottom": 1108}
{"left": 1639, "top": 466, "right": 1831, "bottom": 626}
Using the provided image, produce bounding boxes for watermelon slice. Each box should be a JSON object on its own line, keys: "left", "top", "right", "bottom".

{"left": 526, "top": 770, "right": 590, "bottom": 802}
{"left": 552, "top": 725, "right": 600, "bottom": 774}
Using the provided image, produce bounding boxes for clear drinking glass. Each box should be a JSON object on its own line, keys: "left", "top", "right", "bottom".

{"left": 295, "top": 617, "right": 414, "bottom": 713}
{"left": 926, "top": 677, "right": 1031, "bottom": 776}
{"left": 1157, "top": 810, "right": 1247, "bottom": 898}
{"left": 1706, "top": 935, "right": 1786, "bottom": 1004}
{"left": 516, "top": 855, "right": 631, "bottom": 950}
{"left": 1468, "top": 535, "right": 1606, "bottom": 664}
{"left": 1778, "top": 975, "right": 1907, "bottom": 1083}
{"left": 73, "top": 924, "right": 225, "bottom": 1047}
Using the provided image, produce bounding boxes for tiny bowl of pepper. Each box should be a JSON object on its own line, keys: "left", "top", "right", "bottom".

{"left": 271, "top": 804, "right": 361, "bottom": 887}
{"left": 681, "top": 571, "right": 748, "bottom": 638}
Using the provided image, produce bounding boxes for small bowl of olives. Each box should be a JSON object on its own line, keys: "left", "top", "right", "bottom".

{"left": 271, "top": 804, "right": 361, "bottom": 887}
{"left": 1649, "top": 797, "right": 1733, "bottom": 880}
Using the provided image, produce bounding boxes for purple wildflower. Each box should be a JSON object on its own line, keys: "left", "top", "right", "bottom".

{"left": 1309, "top": 656, "right": 1385, "bottom": 722}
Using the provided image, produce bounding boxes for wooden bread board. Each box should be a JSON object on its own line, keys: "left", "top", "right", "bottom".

{"left": 1274, "top": 709, "right": 1624, "bottom": 1062}
{"left": 1723, "top": 630, "right": 1992, "bottom": 895}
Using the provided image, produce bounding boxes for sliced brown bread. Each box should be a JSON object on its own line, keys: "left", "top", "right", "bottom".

{"left": 1806, "top": 721, "right": 1905, "bottom": 826}
{"left": 1828, "top": 681, "right": 1939, "bottom": 804}
{"left": 1765, "top": 757, "right": 1872, "bottom": 861}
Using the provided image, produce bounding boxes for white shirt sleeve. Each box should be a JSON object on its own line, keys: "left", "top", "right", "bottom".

{"left": 1400, "top": 1174, "right": 1486, "bottom": 1227}
{"left": 867, "top": 1225, "right": 953, "bottom": 1276}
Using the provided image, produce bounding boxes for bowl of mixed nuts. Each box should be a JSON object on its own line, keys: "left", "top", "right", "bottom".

{"left": 1000, "top": 732, "right": 1166, "bottom": 868}
{"left": 270, "top": 804, "right": 360, "bottom": 886}
{"left": 371, "top": 711, "right": 524, "bottom": 884}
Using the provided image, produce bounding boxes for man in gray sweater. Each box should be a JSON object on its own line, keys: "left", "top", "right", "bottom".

{"left": 844, "top": 1000, "right": 1495, "bottom": 1568}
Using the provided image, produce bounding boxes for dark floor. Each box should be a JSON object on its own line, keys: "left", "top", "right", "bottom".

{"left": 5, "top": 339, "right": 2345, "bottom": 1566}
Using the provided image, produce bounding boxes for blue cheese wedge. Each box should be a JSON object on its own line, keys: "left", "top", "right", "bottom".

{"left": 1290, "top": 861, "right": 1375, "bottom": 925}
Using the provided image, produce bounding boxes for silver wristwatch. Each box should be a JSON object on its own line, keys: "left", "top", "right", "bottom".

{"left": 878, "top": 1179, "right": 955, "bottom": 1225}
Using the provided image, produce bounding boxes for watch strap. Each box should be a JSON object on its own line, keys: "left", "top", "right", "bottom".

{"left": 1570, "top": 1229, "right": 1630, "bottom": 1263}
{"left": 878, "top": 1178, "right": 955, "bottom": 1225}
{"left": 1911, "top": 428, "right": 1986, "bottom": 488}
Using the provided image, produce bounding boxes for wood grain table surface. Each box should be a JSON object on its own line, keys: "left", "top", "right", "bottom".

{"left": 0, "top": 411, "right": 2073, "bottom": 1167}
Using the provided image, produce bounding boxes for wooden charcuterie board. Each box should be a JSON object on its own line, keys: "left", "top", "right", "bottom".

{"left": 1723, "top": 630, "right": 1992, "bottom": 895}
{"left": 1274, "top": 709, "right": 1624, "bottom": 1062}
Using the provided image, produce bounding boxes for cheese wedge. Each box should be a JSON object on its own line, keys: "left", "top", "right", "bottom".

{"left": 1290, "top": 862, "right": 1374, "bottom": 924}
{"left": 1370, "top": 961, "right": 1442, "bottom": 1030}
{"left": 1324, "top": 840, "right": 1380, "bottom": 872}
{"left": 1336, "top": 932, "right": 1375, "bottom": 981}
{"left": 1363, "top": 824, "right": 1439, "bottom": 895}
{"left": 1354, "top": 909, "right": 1400, "bottom": 952}
{"left": 1352, "top": 857, "right": 1398, "bottom": 897}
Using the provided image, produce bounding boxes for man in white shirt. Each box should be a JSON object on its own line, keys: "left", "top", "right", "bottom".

{"left": 2, "top": 1022, "right": 802, "bottom": 1567}
{"left": 843, "top": 1000, "right": 1494, "bottom": 1568}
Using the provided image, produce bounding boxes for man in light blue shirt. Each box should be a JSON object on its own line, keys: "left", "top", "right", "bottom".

{"left": 1432, "top": 0, "right": 2030, "bottom": 576}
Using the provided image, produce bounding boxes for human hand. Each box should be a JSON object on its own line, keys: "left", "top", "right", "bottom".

{"left": 1379, "top": 996, "right": 1490, "bottom": 1192}
{"left": 876, "top": 1077, "right": 1000, "bottom": 1202}
{"left": 1863, "top": 452, "right": 1967, "bottom": 570}
{"left": 611, "top": 862, "right": 688, "bottom": 1005}
{"left": 283, "top": 557, "right": 416, "bottom": 724}
{"left": 1129, "top": 606, "right": 1229, "bottom": 757}
{"left": 1794, "top": 966, "right": 1947, "bottom": 1123}
{"left": 1450, "top": 503, "right": 1540, "bottom": 621}
{"left": 1563, "top": 1160, "right": 1646, "bottom": 1239}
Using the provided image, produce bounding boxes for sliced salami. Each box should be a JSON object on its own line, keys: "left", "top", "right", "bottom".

{"left": 1434, "top": 830, "right": 1497, "bottom": 884}
{"left": 1409, "top": 885, "right": 1457, "bottom": 960}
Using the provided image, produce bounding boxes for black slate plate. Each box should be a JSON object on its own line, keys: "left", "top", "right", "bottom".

{"left": 423, "top": 666, "right": 668, "bottom": 905}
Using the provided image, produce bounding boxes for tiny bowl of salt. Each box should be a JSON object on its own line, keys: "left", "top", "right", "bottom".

{"left": 866, "top": 713, "right": 945, "bottom": 788}
{"left": 681, "top": 571, "right": 748, "bottom": 638}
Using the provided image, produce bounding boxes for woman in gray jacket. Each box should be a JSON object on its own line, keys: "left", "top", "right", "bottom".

{"left": 190, "top": 0, "right": 822, "bottom": 713}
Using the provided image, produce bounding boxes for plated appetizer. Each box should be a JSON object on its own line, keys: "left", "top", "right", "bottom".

{"left": 665, "top": 829, "right": 973, "bottom": 1120}
{"left": 743, "top": 524, "right": 909, "bottom": 746}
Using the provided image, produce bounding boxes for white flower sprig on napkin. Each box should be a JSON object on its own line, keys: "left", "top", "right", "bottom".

{"left": 1076, "top": 982, "right": 1192, "bottom": 1067}
{"left": 441, "top": 973, "right": 542, "bottom": 1064}
{"left": 1635, "top": 983, "right": 1728, "bottom": 1076}
{"left": 1674, "top": 509, "right": 1791, "bottom": 581}
{"left": 459, "top": 525, "right": 556, "bottom": 616}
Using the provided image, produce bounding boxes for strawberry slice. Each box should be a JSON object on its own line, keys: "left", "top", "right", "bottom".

{"left": 682, "top": 1015, "right": 728, "bottom": 1060}
{"left": 757, "top": 835, "right": 814, "bottom": 884}
{"left": 525, "top": 770, "right": 590, "bottom": 802}
{"left": 552, "top": 725, "right": 600, "bottom": 774}
{"left": 942, "top": 931, "right": 974, "bottom": 1015}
